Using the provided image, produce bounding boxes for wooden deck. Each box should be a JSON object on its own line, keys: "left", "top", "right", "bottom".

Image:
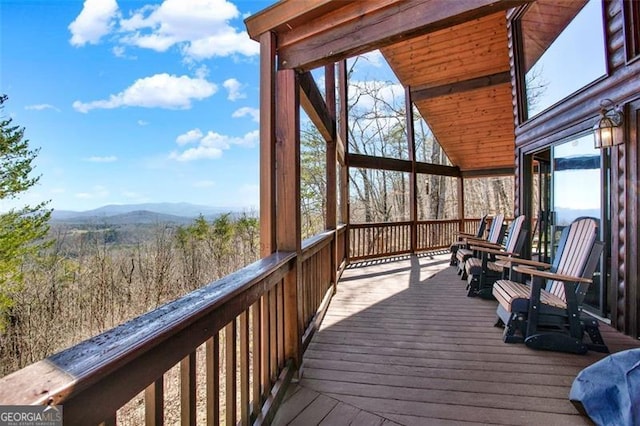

{"left": 273, "top": 253, "right": 640, "bottom": 425}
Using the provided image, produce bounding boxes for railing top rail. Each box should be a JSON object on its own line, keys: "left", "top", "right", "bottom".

{"left": 349, "top": 221, "right": 413, "bottom": 228}
{"left": 301, "top": 230, "right": 334, "bottom": 262}
{"left": 0, "top": 250, "right": 296, "bottom": 406}
{"left": 350, "top": 219, "right": 486, "bottom": 228}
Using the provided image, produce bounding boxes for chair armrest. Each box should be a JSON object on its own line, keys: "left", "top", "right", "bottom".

{"left": 465, "top": 239, "right": 501, "bottom": 249}
{"left": 495, "top": 256, "right": 552, "bottom": 269}
{"left": 454, "top": 231, "right": 476, "bottom": 238}
{"left": 469, "top": 246, "right": 520, "bottom": 257}
{"left": 512, "top": 266, "right": 592, "bottom": 283}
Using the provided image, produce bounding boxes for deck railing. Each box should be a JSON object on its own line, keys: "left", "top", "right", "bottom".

{"left": 349, "top": 218, "right": 483, "bottom": 261}
{"left": 0, "top": 227, "right": 346, "bottom": 426}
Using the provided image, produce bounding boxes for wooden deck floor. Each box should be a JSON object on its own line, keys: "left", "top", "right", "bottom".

{"left": 273, "top": 253, "right": 640, "bottom": 425}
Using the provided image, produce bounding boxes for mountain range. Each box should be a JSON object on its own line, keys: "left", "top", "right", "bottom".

{"left": 50, "top": 203, "right": 248, "bottom": 224}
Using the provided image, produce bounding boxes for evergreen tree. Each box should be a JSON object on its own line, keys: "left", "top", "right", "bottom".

{"left": 0, "top": 94, "right": 51, "bottom": 328}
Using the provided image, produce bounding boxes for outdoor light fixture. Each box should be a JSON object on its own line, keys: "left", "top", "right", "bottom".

{"left": 593, "top": 99, "right": 624, "bottom": 149}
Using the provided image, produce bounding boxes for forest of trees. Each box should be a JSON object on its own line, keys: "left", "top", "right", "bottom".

{"left": 0, "top": 214, "right": 259, "bottom": 376}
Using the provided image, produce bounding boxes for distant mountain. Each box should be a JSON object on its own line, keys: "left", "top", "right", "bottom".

{"left": 51, "top": 202, "right": 244, "bottom": 224}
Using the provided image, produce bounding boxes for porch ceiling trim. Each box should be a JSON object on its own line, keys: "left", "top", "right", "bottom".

{"left": 411, "top": 71, "right": 512, "bottom": 101}
{"left": 248, "top": 0, "right": 531, "bottom": 71}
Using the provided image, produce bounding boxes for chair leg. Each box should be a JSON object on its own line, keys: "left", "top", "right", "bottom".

{"left": 466, "top": 274, "right": 479, "bottom": 297}
{"left": 525, "top": 333, "right": 588, "bottom": 354}
{"left": 503, "top": 312, "right": 525, "bottom": 344}
{"left": 582, "top": 316, "right": 609, "bottom": 353}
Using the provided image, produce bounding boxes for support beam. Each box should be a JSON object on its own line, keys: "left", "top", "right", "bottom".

{"left": 260, "top": 32, "right": 277, "bottom": 257}
{"left": 415, "top": 162, "right": 462, "bottom": 177}
{"left": 325, "top": 63, "right": 338, "bottom": 293}
{"left": 336, "top": 134, "right": 346, "bottom": 165}
{"left": 299, "top": 71, "right": 335, "bottom": 142}
{"left": 245, "top": 0, "right": 349, "bottom": 41}
{"left": 325, "top": 64, "right": 337, "bottom": 231}
{"left": 458, "top": 177, "right": 465, "bottom": 233}
{"left": 277, "top": 0, "right": 531, "bottom": 70}
{"left": 411, "top": 71, "right": 512, "bottom": 101}
{"left": 406, "top": 86, "right": 418, "bottom": 253}
{"left": 461, "top": 167, "right": 515, "bottom": 177}
{"left": 338, "top": 60, "right": 349, "bottom": 227}
{"left": 275, "top": 69, "right": 302, "bottom": 369}
{"left": 348, "top": 153, "right": 412, "bottom": 173}
{"left": 348, "top": 153, "right": 462, "bottom": 178}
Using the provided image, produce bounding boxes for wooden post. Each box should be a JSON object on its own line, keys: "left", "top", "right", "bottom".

{"left": 406, "top": 86, "right": 417, "bottom": 253}
{"left": 260, "top": 32, "right": 277, "bottom": 257}
{"left": 338, "top": 60, "right": 349, "bottom": 261}
{"left": 325, "top": 63, "right": 338, "bottom": 289}
{"left": 275, "top": 69, "right": 302, "bottom": 369}
{"left": 458, "top": 177, "right": 465, "bottom": 233}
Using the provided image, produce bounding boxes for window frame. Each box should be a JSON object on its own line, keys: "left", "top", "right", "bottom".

{"left": 624, "top": 0, "right": 640, "bottom": 63}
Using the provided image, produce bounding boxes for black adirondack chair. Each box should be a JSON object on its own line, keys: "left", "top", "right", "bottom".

{"left": 465, "top": 215, "right": 527, "bottom": 298}
{"left": 449, "top": 214, "right": 487, "bottom": 266}
{"left": 455, "top": 213, "right": 505, "bottom": 278}
{"left": 492, "top": 217, "right": 607, "bottom": 354}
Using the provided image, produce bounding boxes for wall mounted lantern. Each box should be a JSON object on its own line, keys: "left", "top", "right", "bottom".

{"left": 593, "top": 99, "right": 624, "bottom": 149}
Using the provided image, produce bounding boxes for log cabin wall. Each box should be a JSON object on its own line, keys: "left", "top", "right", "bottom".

{"left": 510, "top": 0, "right": 640, "bottom": 335}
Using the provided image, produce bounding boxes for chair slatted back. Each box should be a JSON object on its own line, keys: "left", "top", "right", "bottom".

{"left": 487, "top": 214, "right": 505, "bottom": 244}
{"left": 547, "top": 218, "right": 598, "bottom": 302}
{"left": 503, "top": 215, "right": 526, "bottom": 253}
{"left": 475, "top": 214, "right": 488, "bottom": 238}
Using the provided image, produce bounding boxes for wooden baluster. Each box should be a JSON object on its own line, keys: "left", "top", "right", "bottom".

{"left": 269, "top": 287, "right": 277, "bottom": 381}
{"left": 261, "top": 294, "right": 271, "bottom": 395}
{"left": 276, "top": 281, "right": 285, "bottom": 368}
{"left": 206, "top": 334, "right": 220, "bottom": 426}
{"left": 145, "top": 376, "right": 164, "bottom": 426}
{"left": 180, "top": 352, "right": 196, "bottom": 426}
{"left": 225, "top": 320, "right": 237, "bottom": 426}
{"left": 239, "top": 311, "right": 250, "bottom": 425}
{"left": 251, "top": 301, "right": 262, "bottom": 418}
{"left": 302, "top": 260, "right": 308, "bottom": 327}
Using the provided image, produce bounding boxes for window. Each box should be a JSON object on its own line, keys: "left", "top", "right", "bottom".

{"left": 625, "top": 0, "right": 640, "bottom": 61}
{"left": 521, "top": 0, "right": 606, "bottom": 119}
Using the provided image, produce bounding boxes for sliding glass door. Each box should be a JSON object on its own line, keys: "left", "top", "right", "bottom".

{"left": 551, "top": 133, "right": 607, "bottom": 315}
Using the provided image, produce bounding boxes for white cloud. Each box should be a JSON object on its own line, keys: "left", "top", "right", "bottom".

{"left": 137, "top": 120, "right": 149, "bottom": 126}
{"left": 25, "top": 104, "right": 60, "bottom": 112}
{"left": 170, "top": 129, "right": 258, "bottom": 161}
{"left": 69, "top": 0, "right": 119, "bottom": 46}
{"left": 73, "top": 73, "right": 217, "bottom": 113}
{"left": 223, "top": 78, "right": 246, "bottom": 101}
{"left": 232, "top": 107, "right": 259, "bottom": 122}
{"left": 176, "top": 128, "right": 203, "bottom": 145}
{"left": 117, "top": 0, "right": 258, "bottom": 61}
{"left": 85, "top": 156, "right": 118, "bottom": 163}
{"left": 194, "top": 65, "right": 209, "bottom": 79}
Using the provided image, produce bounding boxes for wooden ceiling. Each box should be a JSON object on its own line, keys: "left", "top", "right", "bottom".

{"left": 381, "top": 12, "right": 515, "bottom": 172}
{"left": 246, "top": 0, "right": 533, "bottom": 174}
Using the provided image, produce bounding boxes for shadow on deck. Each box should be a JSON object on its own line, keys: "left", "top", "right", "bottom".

{"left": 274, "top": 253, "right": 639, "bottom": 425}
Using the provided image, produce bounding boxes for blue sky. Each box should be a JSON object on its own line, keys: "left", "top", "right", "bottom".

{"left": 0, "top": 0, "right": 275, "bottom": 212}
